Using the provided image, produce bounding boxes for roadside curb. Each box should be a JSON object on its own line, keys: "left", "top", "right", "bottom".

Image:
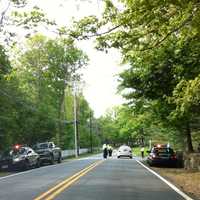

{"left": 134, "top": 158, "right": 194, "bottom": 200}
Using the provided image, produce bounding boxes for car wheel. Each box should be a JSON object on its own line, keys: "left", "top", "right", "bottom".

{"left": 24, "top": 160, "right": 30, "bottom": 170}
{"left": 130, "top": 156, "right": 132, "bottom": 159}
{"left": 58, "top": 154, "right": 62, "bottom": 163}
{"left": 148, "top": 161, "right": 153, "bottom": 167}
{"left": 50, "top": 155, "right": 54, "bottom": 165}
{"left": 36, "top": 159, "right": 40, "bottom": 168}
{"left": 117, "top": 156, "right": 120, "bottom": 159}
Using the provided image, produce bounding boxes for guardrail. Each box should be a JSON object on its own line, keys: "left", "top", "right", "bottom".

{"left": 61, "top": 148, "right": 89, "bottom": 159}
{"left": 61, "top": 147, "right": 101, "bottom": 159}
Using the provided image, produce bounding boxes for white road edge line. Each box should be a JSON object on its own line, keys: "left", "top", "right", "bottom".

{"left": 0, "top": 169, "right": 36, "bottom": 181}
{"left": 134, "top": 159, "right": 193, "bottom": 200}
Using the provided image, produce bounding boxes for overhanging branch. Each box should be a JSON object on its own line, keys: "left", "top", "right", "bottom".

{"left": 140, "top": 5, "right": 199, "bottom": 51}
{"left": 87, "top": 24, "right": 121, "bottom": 38}
{"left": 0, "top": 1, "right": 10, "bottom": 30}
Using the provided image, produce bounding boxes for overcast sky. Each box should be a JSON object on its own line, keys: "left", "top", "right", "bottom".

{"left": 30, "top": 0, "right": 124, "bottom": 117}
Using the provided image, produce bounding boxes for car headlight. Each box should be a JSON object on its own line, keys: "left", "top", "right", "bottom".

{"left": 13, "top": 157, "right": 21, "bottom": 162}
{"left": 13, "top": 156, "right": 25, "bottom": 162}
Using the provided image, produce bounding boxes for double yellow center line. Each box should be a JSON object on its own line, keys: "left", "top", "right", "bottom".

{"left": 34, "top": 160, "right": 104, "bottom": 200}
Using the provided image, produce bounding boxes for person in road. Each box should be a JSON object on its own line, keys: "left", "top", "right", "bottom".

{"left": 140, "top": 146, "right": 145, "bottom": 158}
{"left": 107, "top": 145, "right": 113, "bottom": 157}
{"left": 102, "top": 144, "right": 108, "bottom": 159}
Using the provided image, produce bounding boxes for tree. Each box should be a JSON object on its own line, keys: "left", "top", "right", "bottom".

{"left": 0, "top": 0, "right": 55, "bottom": 45}
{"left": 14, "top": 34, "right": 88, "bottom": 146}
{"left": 118, "top": 36, "right": 200, "bottom": 152}
{"left": 69, "top": 0, "right": 200, "bottom": 52}
{"left": 169, "top": 75, "right": 200, "bottom": 150}
{"left": 69, "top": 0, "right": 200, "bottom": 152}
{"left": 0, "top": 44, "right": 39, "bottom": 148}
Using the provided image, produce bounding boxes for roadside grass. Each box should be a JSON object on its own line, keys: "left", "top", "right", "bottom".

{"left": 0, "top": 171, "right": 12, "bottom": 177}
{"left": 132, "top": 146, "right": 149, "bottom": 157}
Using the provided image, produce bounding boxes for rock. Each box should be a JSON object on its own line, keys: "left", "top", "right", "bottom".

{"left": 183, "top": 153, "right": 200, "bottom": 171}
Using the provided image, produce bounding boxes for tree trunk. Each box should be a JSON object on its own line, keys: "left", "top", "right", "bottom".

{"left": 186, "top": 122, "right": 194, "bottom": 152}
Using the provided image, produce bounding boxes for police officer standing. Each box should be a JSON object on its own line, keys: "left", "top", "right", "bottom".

{"left": 108, "top": 145, "right": 113, "bottom": 157}
{"left": 141, "top": 146, "right": 145, "bottom": 159}
{"left": 102, "top": 144, "right": 108, "bottom": 159}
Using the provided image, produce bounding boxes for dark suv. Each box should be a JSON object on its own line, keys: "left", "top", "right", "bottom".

{"left": 33, "top": 142, "right": 62, "bottom": 165}
{"left": 147, "top": 144, "right": 177, "bottom": 167}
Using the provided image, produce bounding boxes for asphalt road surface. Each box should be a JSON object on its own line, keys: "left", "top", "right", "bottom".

{"left": 0, "top": 154, "right": 191, "bottom": 200}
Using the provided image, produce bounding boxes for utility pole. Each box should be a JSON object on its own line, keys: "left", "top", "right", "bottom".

{"left": 89, "top": 111, "right": 93, "bottom": 153}
{"left": 73, "top": 81, "right": 78, "bottom": 158}
{"left": 141, "top": 127, "right": 144, "bottom": 146}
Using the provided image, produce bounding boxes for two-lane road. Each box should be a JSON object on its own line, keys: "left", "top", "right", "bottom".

{"left": 0, "top": 155, "right": 192, "bottom": 200}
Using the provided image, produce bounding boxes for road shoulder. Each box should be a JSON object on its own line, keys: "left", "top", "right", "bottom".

{"left": 135, "top": 158, "right": 199, "bottom": 200}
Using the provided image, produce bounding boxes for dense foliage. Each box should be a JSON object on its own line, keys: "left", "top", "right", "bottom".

{"left": 1, "top": 0, "right": 200, "bottom": 152}
{"left": 0, "top": 1, "right": 101, "bottom": 151}
{"left": 70, "top": 0, "right": 200, "bottom": 151}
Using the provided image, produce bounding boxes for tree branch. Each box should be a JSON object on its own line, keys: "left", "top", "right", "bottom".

{"left": 0, "top": 1, "right": 10, "bottom": 30}
{"left": 88, "top": 24, "right": 121, "bottom": 38}
{"left": 140, "top": 5, "right": 199, "bottom": 51}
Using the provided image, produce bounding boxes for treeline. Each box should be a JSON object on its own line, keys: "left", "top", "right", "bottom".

{"left": 71, "top": 0, "right": 200, "bottom": 151}
{"left": 0, "top": 0, "right": 101, "bottom": 150}
{"left": 2, "top": 0, "right": 200, "bottom": 152}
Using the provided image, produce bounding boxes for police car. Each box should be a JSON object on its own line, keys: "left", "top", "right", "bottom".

{"left": 0, "top": 145, "right": 40, "bottom": 171}
{"left": 147, "top": 144, "right": 177, "bottom": 167}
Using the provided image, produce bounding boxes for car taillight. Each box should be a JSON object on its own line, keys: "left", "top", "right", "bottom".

{"left": 171, "top": 155, "right": 176, "bottom": 160}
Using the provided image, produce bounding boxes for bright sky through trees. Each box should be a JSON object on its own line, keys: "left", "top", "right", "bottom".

{"left": 31, "top": 0, "right": 124, "bottom": 117}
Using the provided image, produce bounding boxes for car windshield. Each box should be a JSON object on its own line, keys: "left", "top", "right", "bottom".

{"left": 12, "top": 148, "right": 27, "bottom": 156}
{"left": 35, "top": 143, "right": 49, "bottom": 150}
{"left": 119, "top": 146, "right": 130, "bottom": 150}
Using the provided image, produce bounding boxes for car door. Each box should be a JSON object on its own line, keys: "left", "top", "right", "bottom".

{"left": 27, "top": 148, "right": 35, "bottom": 166}
{"left": 49, "top": 143, "right": 58, "bottom": 160}
{"left": 30, "top": 148, "right": 38, "bottom": 165}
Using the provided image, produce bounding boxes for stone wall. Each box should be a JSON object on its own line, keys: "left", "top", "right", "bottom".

{"left": 184, "top": 153, "right": 200, "bottom": 171}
